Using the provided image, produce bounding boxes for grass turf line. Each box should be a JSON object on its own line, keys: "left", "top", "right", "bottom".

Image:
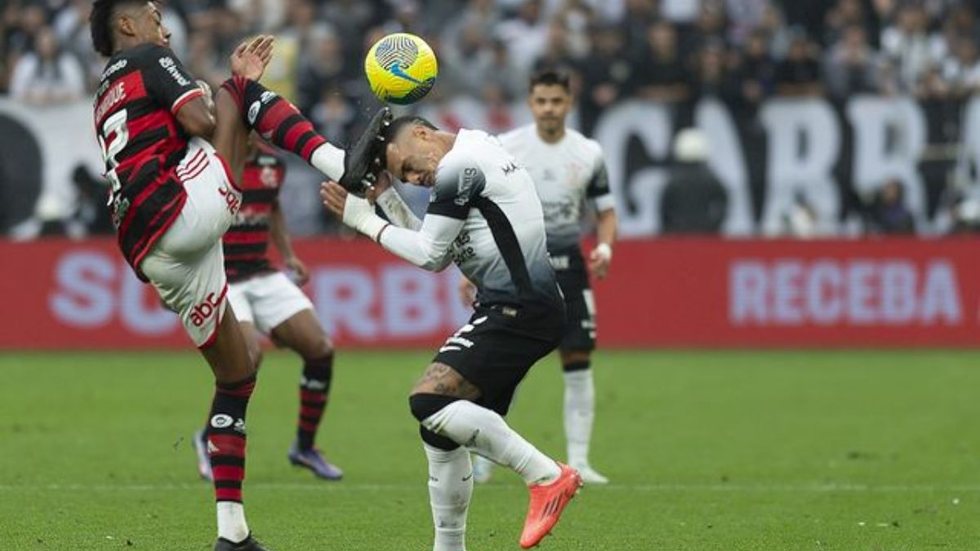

{"left": 1, "top": 350, "right": 979, "bottom": 549}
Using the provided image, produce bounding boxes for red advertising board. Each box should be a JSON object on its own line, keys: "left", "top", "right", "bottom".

{"left": 1, "top": 237, "right": 978, "bottom": 349}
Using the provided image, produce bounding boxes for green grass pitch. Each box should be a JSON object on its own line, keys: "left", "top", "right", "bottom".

{"left": 2, "top": 349, "right": 980, "bottom": 550}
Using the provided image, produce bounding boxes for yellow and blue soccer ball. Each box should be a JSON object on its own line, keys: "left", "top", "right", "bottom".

{"left": 364, "top": 33, "right": 438, "bottom": 105}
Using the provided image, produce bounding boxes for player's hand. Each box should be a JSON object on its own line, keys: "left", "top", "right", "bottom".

{"left": 458, "top": 276, "right": 477, "bottom": 306}
{"left": 284, "top": 256, "right": 310, "bottom": 286}
{"left": 231, "top": 35, "right": 275, "bottom": 81}
{"left": 588, "top": 243, "right": 612, "bottom": 279}
{"left": 321, "top": 180, "right": 348, "bottom": 218}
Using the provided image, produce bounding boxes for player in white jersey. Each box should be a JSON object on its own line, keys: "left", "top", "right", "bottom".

{"left": 462, "top": 70, "right": 618, "bottom": 485}
{"left": 321, "top": 111, "right": 583, "bottom": 551}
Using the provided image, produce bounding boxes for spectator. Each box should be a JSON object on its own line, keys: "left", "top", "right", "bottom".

{"left": 532, "top": 20, "right": 581, "bottom": 74}
{"left": 496, "top": 0, "right": 549, "bottom": 78}
{"left": 774, "top": 32, "right": 823, "bottom": 97}
{"left": 880, "top": 2, "right": 932, "bottom": 92}
{"left": 441, "top": 19, "right": 494, "bottom": 98}
{"left": 309, "top": 86, "right": 356, "bottom": 146}
{"left": 620, "top": 0, "right": 659, "bottom": 57}
{"left": 824, "top": 24, "right": 877, "bottom": 100}
{"left": 941, "top": 34, "right": 980, "bottom": 98}
{"left": 295, "top": 26, "right": 352, "bottom": 115}
{"left": 661, "top": 128, "right": 728, "bottom": 234}
{"left": 9, "top": 27, "right": 85, "bottom": 105}
{"left": 823, "top": 0, "right": 874, "bottom": 47}
{"left": 630, "top": 20, "right": 692, "bottom": 103}
{"left": 579, "top": 24, "right": 632, "bottom": 132}
{"left": 928, "top": 4, "right": 976, "bottom": 62}
{"left": 869, "top": 179, "right": 916, "bottom": 234}
{"left": 693, "top": 38, "right": 740, "bottom": 103}
{"left": 734, "top": 29, "right": 775, "bottom": 107}
{"left": 725, "top": 0, "right": 769, "bottom": 46}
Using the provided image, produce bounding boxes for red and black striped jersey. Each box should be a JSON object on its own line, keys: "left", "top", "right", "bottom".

{"left": 93, "top": 43, "right": 204, "bottom": 277}
{"left": 223, "top": 149, "right": 285, "bottom": 283}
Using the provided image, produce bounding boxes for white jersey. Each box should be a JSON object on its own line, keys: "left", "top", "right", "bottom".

{"left": 498, "top": 125, "right": 614, "bottom": 252}
{"left": 377, "top": 129, "right": 562, "bottom": 309}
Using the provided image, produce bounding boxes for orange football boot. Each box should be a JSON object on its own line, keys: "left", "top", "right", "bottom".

{"left": 519, "top": 463, "right": 583, "bottom": 548}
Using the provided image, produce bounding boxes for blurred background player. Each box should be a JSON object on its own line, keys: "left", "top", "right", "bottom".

{"left": 192, "top": 136, "right": 342, "bottom": 483}
{"left": 322, "top": 112, "right": 583, "bottom": 551}
{"left": 89, "top": 0, "right": 374, "bottom": 548}
{"left": 462, "top": 69, "right": 617, "bottom": 485}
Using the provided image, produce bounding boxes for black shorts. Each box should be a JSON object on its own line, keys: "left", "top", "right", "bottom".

{"left": 551, "top": 249, "right": 596, "bottom": 352}
{"left": 433, "top": 304, "right": 564, "bottom": 416}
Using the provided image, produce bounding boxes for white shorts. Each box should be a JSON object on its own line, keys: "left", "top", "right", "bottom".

{"left": 227, "top": 272, "right": 314, "bottom": 335}
{"left": 140, "top": 138, "right": 242, "bottom": 348}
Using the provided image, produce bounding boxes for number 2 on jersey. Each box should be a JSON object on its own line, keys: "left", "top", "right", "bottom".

{"left": 97, "top": 109, "right": 129, "bottom": 198}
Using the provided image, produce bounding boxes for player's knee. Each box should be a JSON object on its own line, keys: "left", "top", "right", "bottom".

{"left": 409, "top": 392, "right": 459, "bottom": 423}
{"left": 250, "top": 346, "right": 264, "bottom": 371}
{"left": 419, "top": 425, "right": 460, "bottom": 451}
{"left": 561, "top": 350, "right": 591, "bottom": 371}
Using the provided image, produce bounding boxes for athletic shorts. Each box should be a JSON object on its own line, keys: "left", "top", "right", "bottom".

{"left": 551, "top": 248, "right": 597, "bottom": 352}
{"left": 140, "top": 138, "right": 242, "bottom": 348}
{"left": 227, "top": 271, "right": 314, "bottom": 334}
{"left": 433, "top": 304, "right": 564, "bottom": 416}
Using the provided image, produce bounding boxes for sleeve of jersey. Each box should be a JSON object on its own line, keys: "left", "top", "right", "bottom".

{"left": 140, "top": 45, "right": 203, "bottom": 114}
{"left": 587, "top": 157, "right": 616, "bottom": 212}
{"left": 377, "top": 215, "right": 460, "bottom": 272}
{"left": 425, "top": 157, "right": 487, "bottom": 220}
{"left": 376, "top": 187, "right": 422, "bottom": 230}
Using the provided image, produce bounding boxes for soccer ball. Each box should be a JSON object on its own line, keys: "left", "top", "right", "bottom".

{"left": 364, "top": 33, "right": 438, "bottom": 105}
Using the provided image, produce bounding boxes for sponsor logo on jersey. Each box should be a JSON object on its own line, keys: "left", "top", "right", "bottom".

{"left": 501, "top": 162, "right": 519, "bottom": 176}
{"left": 456, "top": 168, "right": 478, "bottom": 206}
{"left": 100, "top": 59, "right": 128, "bottom": 80}
{"left": 158, "top": 56, "right": 190, "bottom": 86}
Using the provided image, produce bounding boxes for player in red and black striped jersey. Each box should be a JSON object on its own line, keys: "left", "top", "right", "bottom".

{"left": 191, "top": 141, "right": 343, "bottom": 482}
{"left": 222, "top": 145, "right": 287, "bottom": 282}
{"left": 89, "top": 1, "right": 381, "bottom": 549}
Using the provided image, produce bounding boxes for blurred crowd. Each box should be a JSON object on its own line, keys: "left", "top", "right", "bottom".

{"left": 3, "top": 0, "right": 980, "bottom": 237}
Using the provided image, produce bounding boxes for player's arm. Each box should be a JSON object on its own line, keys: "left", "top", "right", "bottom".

{"left": 322, "top": 157, "right": 484, "bottom": 272}
{"left": 372, "top": 172, "right": 423, "bottom": 231}
{"left": 321, "top": 182, "right": 457, "bottom": 271}
{"left": 141, "top": 44, "right": 215, "bottom": 138}
{"left": 270, "top": 199, "right": 310, "bottom": 285}
{"left": 586, "top": 152, "right": 617, "bottom": 279}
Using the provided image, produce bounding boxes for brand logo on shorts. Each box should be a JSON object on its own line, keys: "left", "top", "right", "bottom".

{"left": 210, "top": 414, "right": 234, "bottom": 428}
{"left": 190, "top": 292, "right": 223, "bottom": 327}
{"left": 218, "top": 186, "right": 241, "bottom": 215}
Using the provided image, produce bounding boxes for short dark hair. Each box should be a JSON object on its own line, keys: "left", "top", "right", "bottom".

{"left": 380, "top": 115, "right": 438, "bottom": 144}
{"left": 529, "top": 69, "right": 571, "bottom": 93}
{"left": 90, "top": 0, "right": 150, "bottom": 57}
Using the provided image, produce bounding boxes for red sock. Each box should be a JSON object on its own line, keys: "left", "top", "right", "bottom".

{"left": 297, "top": 355, "right": 333, "bottom": 450}
{"left": 220, "top": 76, "right": 327, "bottom": 162}
{"left": 208, "top": 374, "right": 256, "bottom": 503}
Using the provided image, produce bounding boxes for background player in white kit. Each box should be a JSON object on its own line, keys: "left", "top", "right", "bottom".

{"left": 462, "top": 70, "right": 618, "bottom": 485}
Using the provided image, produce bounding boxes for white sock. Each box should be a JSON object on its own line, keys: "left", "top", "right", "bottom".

{"left": 424, "top": 444, "right": 472, "bottom": 551}
{"left": 422, "top": 400, "right": 560, "bottom": 485}
{"left": 310, "top": 143, "right": 345, "bottom": 181}
{"left": 564, "top": 369, "right": 595, "bottom": 467}
{"left": 216, "top": 501, "right": 249, "bottom": 543}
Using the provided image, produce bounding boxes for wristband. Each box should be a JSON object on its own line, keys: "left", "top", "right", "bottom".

{"left": 595, "top": 242, "right": 613, "bottom": 261}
